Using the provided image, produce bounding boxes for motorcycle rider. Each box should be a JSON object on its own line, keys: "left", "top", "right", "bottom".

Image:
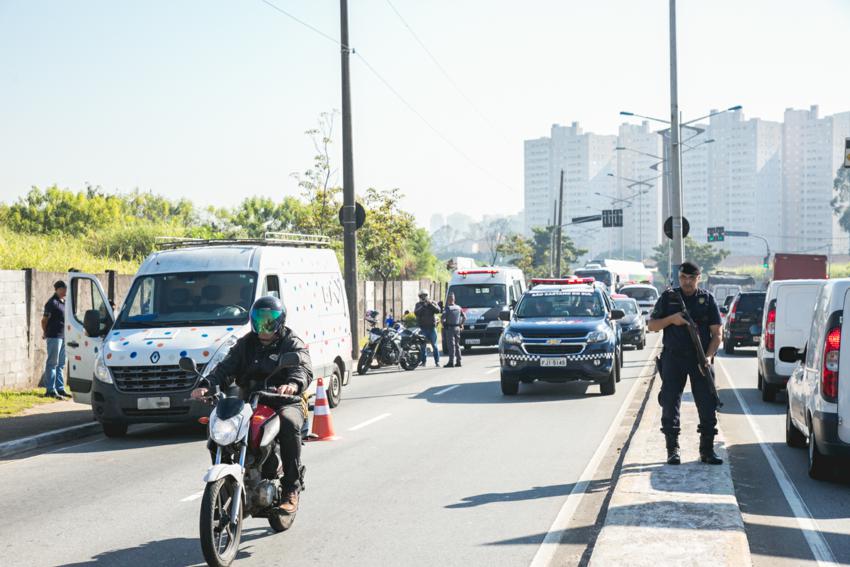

{"left": 191, "top": 296, "right": 312, "bottom": 515}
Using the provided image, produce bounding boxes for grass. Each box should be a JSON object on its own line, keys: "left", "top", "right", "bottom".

{"left": 0, "top": 227, "right": 139, "bottom": 273}
{"left": 0, "top": 389, "right": 59, "bottom": 418}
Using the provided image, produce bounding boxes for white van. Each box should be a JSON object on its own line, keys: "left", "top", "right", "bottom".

{"left": 757, "top": 279, "right": 824, "bottom": 402}
{"left": 617, "top": 284, "right": 659, "bottom": 321}
{"left": 65, "top": 236, "right": 353, "bottom": 437}
{"left": 781, "top": 278, "right": 850, "bottom": 479}
{"left": 445, "top": 267, "right": 526, "bottom": 349}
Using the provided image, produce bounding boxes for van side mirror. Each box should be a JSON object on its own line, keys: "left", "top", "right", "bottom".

{"left": 498, "top": 310, "right": 511, "bottom": 322}
{"left": 778, "top": 347, "right": 804, "bottom": 364}
{"left": 610, "top": 309, "right": 625, "bottom": 321}
{"left": 279, "top": 352, "right": 302, "bottom": 368}
{"left": 83, "top": 309, "right": 106, "bottom": 337}
{"left": 719, "top": 306, "right": 728, "bottom": 315}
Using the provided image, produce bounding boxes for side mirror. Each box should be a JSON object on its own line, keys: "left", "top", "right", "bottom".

{"left": 83, "top": 309, "right": 104, "bottom": 337}
{"left": 778, "top": 347, "right": 804, "bottom": 364}
{"left": 719, "top": 306, "right": 728, "bottom": 315}
{"left": 279, "top": 352, "right": 302, "bottom": 368}
{"left": 510, "top": 300, "right": 517, "bottom": 310}
{"left": 498, "top": 310, "right": 511, "bottom": 322}
{"left": 610, "top": 309, "right": 625, "bottom": 321}
{"left": 179, "top": 356, "right": 200, "bottom": 375}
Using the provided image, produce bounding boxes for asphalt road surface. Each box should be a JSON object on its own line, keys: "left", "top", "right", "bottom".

{"left": 1, "top": 336, "right": 659, "bottom": 567}
{"left": 717, "top": 348, "right": 850, "bottom": 566}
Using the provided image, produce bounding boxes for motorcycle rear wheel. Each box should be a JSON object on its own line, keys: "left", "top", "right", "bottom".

{"left": 400, "top": 347, "right": 420, "bottom": 371}
{"left": 200, "top": 477, "right": 242, "bottom": 567}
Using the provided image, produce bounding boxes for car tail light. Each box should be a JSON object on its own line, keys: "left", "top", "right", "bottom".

{"left": 765, "top": 306, "right": 776, "bottom": 352}
{"left": 728, "top": 299, "right": 738, "bottom": 323}
{"left": 822, "top": 326, "right": 841, "bottom": 402}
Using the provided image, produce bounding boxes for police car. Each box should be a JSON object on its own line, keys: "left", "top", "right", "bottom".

{"left": 497, "top": 277, "right": 625, "bottom": 396}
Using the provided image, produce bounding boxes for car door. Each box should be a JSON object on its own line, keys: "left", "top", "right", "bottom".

{"left": 65, "top": 273, "right": 114, "bottom": 404}
{"left": 775, "top": 283, "right": 821, "bottom": 376}
{"left": 838, "top": 287, "right": 850, "bottom": 444}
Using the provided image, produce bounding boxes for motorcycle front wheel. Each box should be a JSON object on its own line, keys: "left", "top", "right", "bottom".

{"left": 399, "top": 347, "right": 420, "bottom": 371}
{"left": 200, "top": 477, "right": 242, "bottom": 567}
{"left": 357, "top": 350, "right": 373, "bottom": 375}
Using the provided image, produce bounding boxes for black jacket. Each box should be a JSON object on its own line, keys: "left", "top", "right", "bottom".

{"left": 206, "top": 327, "right": 313, "bottom": 396}
{"left": 415, "top": 300, "right": 441, "bottom": 329}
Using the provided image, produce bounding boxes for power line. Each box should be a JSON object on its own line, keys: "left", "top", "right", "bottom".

{"left": 258, "top": 0, "right": 342, "bottom": 47}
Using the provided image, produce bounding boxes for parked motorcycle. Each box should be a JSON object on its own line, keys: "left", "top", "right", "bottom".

{"left": 357, "top": 311, "right": 425, "bottom": 374}
{"left": 179, "top": 355, "right": 304, "bottom": 567}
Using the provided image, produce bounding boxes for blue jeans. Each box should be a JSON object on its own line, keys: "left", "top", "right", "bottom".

{"left": 43, "top": 338, "right": 66, "bottom": 394}
{"left": 419, "top": 327, "right": 440, "bottom": 365}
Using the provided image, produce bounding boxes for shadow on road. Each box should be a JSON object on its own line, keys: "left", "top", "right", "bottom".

{"left": 57, "top": 423, "right": 205, "bottom": 455}
{"left": 446, "top": 477, "right": 614, "bottom": 509}
{"left": 414, "top": 380, "right": 595, "bottom": 403}
{"left": 716, "top": 387, "right": 786, "bottom": 415}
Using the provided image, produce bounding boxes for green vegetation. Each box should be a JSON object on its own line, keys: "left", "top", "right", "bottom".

{"left": 496, "top": 226, "right": 587, "bottom": 277}
{"left": 651, "top": 237, "right": 730, "bottom": 281}
{"left": 0, "top": 389, "right": 58, "bottom": 418}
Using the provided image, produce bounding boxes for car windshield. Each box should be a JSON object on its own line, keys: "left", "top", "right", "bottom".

{"left": 115, "top": 271, "right": 257, "bottom": 329}
{"left": 516, "top": 290, "right": 605, "bottom": 318}
{"left": 613, "top": 299, "right": 638, "bottom": 314}
{"left": 447, "top": 284, "right": 507, "bottom": 308}
{"left": 736, "top": 293, "right": 766, "bottom": 312}
{"left": 619, "top": 287, "right": 658, "bottom": 302}
{"left": 574, "top": 269, "right": 613, "bottom": 287}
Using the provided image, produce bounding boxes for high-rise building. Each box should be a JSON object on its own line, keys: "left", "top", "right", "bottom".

{"left": 616, "top": 122, "right": 663, "bottom": 260}
{"left": 523, "top": 137, "right": 552, "bottom": 234}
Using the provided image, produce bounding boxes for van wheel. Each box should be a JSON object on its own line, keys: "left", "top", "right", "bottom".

{"left": 500, "top": 373, "right": 519, "bottom": 396}
{"left": 808, "top": 419, "right": 833, "bottom": 480}
{"left": 600, "top": 365, "right": 616, "bottom": 396}
{"left": 327, "top": 367, "right": 342, "bottom": 408}
{"left": 785, "top": 404, "right": 806, "bottom": 448}
{"left": 102, "top": 422, "right": 128, "bottom": 438}
{"left": 761, "top": 381, "right": 777, "bottom": 403}
{"left": 724, "top": 342, "right": 736, "bottom": 355}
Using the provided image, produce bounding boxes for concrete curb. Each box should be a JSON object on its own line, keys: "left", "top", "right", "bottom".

{"left": 589, "top": 375, "right": 752, "bottom": 566}
{"left": 0, "top": 421, "right": 101, "bottom": 459}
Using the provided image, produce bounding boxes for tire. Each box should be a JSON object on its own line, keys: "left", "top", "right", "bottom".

{"left": 102, "top": 422, "right": 128, "bottom": 438}
{"left": 637, "top": 337, "right": 645, "bottom": 350}
{"left": 757, "top": 372, "right": 763, "bottom": 391}
{"left": 808, "top": 421, "right": 833, "bottom": 480}
{"left": 724, "top": 342, "right": 736, "bottom": 355}
{"left": 399, "top": 347, "right": 420, "bottom": 371}
{"left": 326, "top": 366, "right": 342, "bottom": 408}
{"left": 618, "top": 347, "right": 624, "bottom": 368}
{"left": 615, "top": 355, "right": 621, "bottom": 383}
{"left": 600, "top": 364, "right": 617, "bottom": 396}
{"left": 785, "top": 404, "right": 806, "bottom": 448}
{"left": 357, "top": 351, "right": 371, "bottom": 375}
{"left": 463, "top": 346, "right": 471, "bottom": 353}
{"left": 761, "top": 381, "right": 777, "bottom": 403}
{"left": 500, "top": 373, "right": 519, "bottom": 396}
{"left": 200, "top": 477, "right": 242, "bottom": 567}
{"left": 520, "top": 378, "right": 534, "bottom": 384}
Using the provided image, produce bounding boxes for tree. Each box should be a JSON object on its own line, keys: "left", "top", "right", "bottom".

{"left": 292, "top": 111, "right": 342, "bottom": 239}
{"left": 497, "top": 234, "right": 534, "bottom": 275}
{"left": 358, "top": 188, "right": 415, "bottom": 317}
{"left": 480, "top": 218, "right": 511, "bottom": 265}
{"left": 831, "top": 166, "right": 850, "bottom": 251}
{"left": 225, "top": 196, "right": 306, "bottom": 238}
{"left": 496, "top": 227, "right": 586, "bottom": 277}
{"left": 651, "top": 236, "right": 730, "bottom": 281}
{"left": 400, "top": 227, "right": 440, "bottom": 280}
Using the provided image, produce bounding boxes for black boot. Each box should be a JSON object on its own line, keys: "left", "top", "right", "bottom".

{"left": 699, "top": 434, "right": 723, "bottom": 465}
{"left": 664, "top": 433, "right": 681, "bottom": 465}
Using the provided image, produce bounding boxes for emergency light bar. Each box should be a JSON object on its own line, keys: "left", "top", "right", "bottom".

{"left": 530, "top": 277, "right": 595, "bottom": 286}
{"left": 457, "top": 269, "right": 499, "bottom": 277}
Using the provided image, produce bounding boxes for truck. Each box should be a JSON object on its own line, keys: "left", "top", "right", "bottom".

{"left": 772, "top": 253, "right": 828, "bottom": 281}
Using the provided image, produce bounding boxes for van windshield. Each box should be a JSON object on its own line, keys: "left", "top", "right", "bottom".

{"left": 574, "top": 269, "right": 613, "bottom": 287}
{"left": 114, "top": 272, "right": 257, "bottom": 329}
{"left": 619, "top": 287, "right": 658, "bottom": 302}
{"left": 447, "top": 284, "right": 507, "bottom": 308}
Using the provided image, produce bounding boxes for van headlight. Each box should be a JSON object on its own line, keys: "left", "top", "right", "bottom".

{"left": 94, "top": 354, "right": 113, "bottom": 384}
{"left": 502, "top": 330, "right": 523, "bottom": 345}
{"left": 203, "top": 336, "right": 238, "bottom": 377}
{"left": 209, "top": 414, "right": 241, "bottom": 446}
{"left": 587, "top": 330, "right": 611, "bottom": 343}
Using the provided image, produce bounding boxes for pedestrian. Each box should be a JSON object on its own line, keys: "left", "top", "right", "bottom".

{"left": 441, "top": 292, "right": 466, "bottom": 368}
{"left": 41, "top": 280, "right": 69, "bottom": 399}
{"left": 648, "top": 261, "right": 723, "bottom": 466}
{"left": 414, "top": 289, "right": 442, "bottom": 367}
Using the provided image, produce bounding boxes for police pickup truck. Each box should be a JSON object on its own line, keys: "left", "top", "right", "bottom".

{"left": 498, "top": 277, "right": 625, "bottom": 396}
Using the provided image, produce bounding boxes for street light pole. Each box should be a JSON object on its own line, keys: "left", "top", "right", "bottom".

{"left": 340, "top": 0, "right": 359, "bottom": 359}
{"left": 668, "top": 0, "right": 684, "bottom": 276}
{"left": 555, "top": 170, "right": 564, "bottom": 277}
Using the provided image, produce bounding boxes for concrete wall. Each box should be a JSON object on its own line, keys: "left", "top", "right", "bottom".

{"left": 0, "top": 271, "right": 29, "bottom": 388}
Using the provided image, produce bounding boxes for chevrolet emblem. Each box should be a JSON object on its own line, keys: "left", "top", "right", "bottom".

{"left": 546, "top": 339, "right": 560, "bottom": 345}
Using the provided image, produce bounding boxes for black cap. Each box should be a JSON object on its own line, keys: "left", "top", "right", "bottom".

{"left": 53, "top": 280, "right": 67, "bottom": 289}
{"left": 678, "top": 261, "right": 701, "bottom": 275}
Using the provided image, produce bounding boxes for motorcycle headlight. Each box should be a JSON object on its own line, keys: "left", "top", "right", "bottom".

{"left": 502, "top": 330, "right": 523, "bottom": 345}
{"left": 94, "top": 354, "right": 113, "bottom": 384}
{"left": 203, "top": 336, "right": 238, "bottom": 377}
{"left": 587, "top": 330, "right": 611, "bottom": 343}
{"left": 487, "top": 320, "right": 508, "bottom": 328}
{"left": 209, "top": 414, "right": 241, "bottom": 446}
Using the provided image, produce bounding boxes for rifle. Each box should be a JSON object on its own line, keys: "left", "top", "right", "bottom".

{"left": 670, "top": 290, "right": 723, "bottom": 408}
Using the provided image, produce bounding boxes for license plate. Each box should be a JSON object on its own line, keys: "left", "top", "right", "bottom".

{"left": 137, "top": 397, "right": 170, "bottom": 410}
{"left": 540, "top": 358, "right": 568, "bottom": 367}
{"left": 465, "top": 339, "right": 481, "bottom": 345}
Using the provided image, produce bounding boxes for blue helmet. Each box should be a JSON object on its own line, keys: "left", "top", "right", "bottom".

{"left": 250, "top": 296, "right": 286, "bottom": 335}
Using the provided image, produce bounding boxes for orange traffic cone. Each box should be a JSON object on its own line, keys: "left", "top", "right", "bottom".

{"left": 310, "top": 377, "right": 338, "bottom": 441}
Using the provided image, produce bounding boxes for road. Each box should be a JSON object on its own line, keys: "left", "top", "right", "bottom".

{"left": 0, "top": 336, "right": 659, "bottom": 567}
{"left": 717, "top": 348, "right": 850, "bottom": 566}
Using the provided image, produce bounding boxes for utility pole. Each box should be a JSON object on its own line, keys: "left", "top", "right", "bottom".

{"left": 340, "top": 0, "right": 358, "bottom": 359}
{"left": 550, "top": 199, "right": 557, "bottom": 277}
{"left": 555, "top": 170, "right": 564, "bottom": 276}
{"left": 668, "top": 0, "right": 685, "bottom": 277}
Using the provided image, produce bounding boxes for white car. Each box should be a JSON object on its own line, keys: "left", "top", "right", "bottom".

{"left": 781, "top": 278, "right": 850, "bottom": 479}
{"left": 757, "top": 279, "right": 823, "bottom": 402}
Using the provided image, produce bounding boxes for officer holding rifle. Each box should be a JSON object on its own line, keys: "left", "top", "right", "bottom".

{"left": 648, "top": 261, "right": 723, "bottom": 466}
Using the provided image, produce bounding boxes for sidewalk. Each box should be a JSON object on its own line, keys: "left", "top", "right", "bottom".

{"left": 589, "top": 376, "right": 751, "bottom": 566}
{"left": 0, "top": 399, "right": 99, "bottom": 458}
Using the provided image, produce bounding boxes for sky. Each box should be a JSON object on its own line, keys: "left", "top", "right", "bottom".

{"left": 1, "top": 0, "right": 849, "bottom": 229}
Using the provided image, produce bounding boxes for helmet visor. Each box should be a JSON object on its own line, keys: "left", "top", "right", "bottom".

{"left": 251, "top": 309, "right": 282, "bottom": 334}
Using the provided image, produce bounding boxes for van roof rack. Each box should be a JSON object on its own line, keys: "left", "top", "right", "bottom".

{"left": 155, "top": 232, "right": 332, "bottom": 250}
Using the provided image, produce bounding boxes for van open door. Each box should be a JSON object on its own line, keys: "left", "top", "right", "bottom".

{"left": 839, "top": 288, "right": 850, "bottom": 444}
{"left": 65, "top": 273, "right": 114, "bottom": 404}
{"left": 774, "top": 283, "right": 821, "bottom": 376}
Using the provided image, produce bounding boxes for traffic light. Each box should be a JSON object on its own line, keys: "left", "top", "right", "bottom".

{"left": 707, "top": 226, "right": 725, "bottom": 242}
{"left": 763, "top": 255, "right": 770, "bottom": 269}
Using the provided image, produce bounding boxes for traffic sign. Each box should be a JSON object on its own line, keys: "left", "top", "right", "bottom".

{"left": 571, "top": 214, "right": 602, "bottom": 224}
{"left": 338, "top": 203, "right": 366, "bottom": 230}
{"left": 602, "top": 209, "right": 623, "bottom": 228}
{"left": 664, "top": 216, "right": 690, "bottom": 239}
{"left": 707, "top": 226, "right": 725, "bottom": 242}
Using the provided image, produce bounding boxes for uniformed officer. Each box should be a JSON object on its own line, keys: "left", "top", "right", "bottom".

{"left": 648, "top": 261, "right": 723, "bottom": 466}
{"left": 441, "top": 292, "right": 467, "bottom": 368}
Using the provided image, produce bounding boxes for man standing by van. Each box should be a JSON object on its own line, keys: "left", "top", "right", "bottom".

{"left": 441, "top": 292, "right": 466, "bottom": 367}
{"left": 415, "top": 290, "right": 442, "bottom": 367}
{"left": 41, "top": 280, "right": 69, "bottom": 399}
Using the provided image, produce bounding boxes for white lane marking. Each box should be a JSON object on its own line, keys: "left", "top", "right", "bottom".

{"left": 180, "top": 490, "right": 205, "bottom": 503}
{"left": 433, "top": 385, "right": 460, "bottom": 396}
{"left": 716, "top": 359, "right": 837, "bottom": 567}
{"left": 529, "top": 341, "right": 660, "bottom": 567}
{"left": 486, "top": 367, "right": 500, "bottom": 375}
{"left": 348, "top": 413, "right": 392, "bottom": 431}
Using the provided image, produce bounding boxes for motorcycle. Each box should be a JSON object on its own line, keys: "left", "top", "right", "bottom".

{"left": 357, "top": 311, "right": 425, "bottom": 374}
{"left": 179, "top": 355, "right": 305, "bottom": 567}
